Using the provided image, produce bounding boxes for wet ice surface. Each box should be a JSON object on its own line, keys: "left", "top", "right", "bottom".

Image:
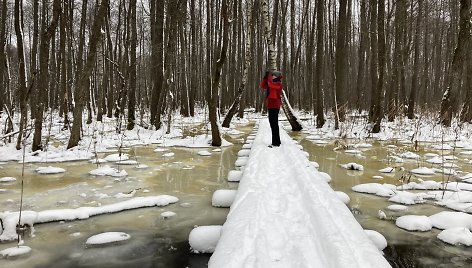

{"left": 295, "top": 130, "right": 472, "bottom": 268}
{"left": 0, "top": 124, "right": 255, "bottom": 268}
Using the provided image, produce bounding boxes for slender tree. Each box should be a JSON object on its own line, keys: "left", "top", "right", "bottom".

{"left": 68, "top": 0, "right": 109, "bottom": 149}
{"left": 314, "top": 0, "right": 325, "bottom": 128}
{"left": 32, "top": 0, "right": 61, "bottom": 151}
{"left": 408, "top": 0, "right": 423, "bottom": 119}
{"left": 127, "top": 0, "right": 137, "bottom": 130}
{"left": 0, "top": 0, "right": 7, "bottom": 114}
{"left": 261, "top": 0, "right": 302, "bottom": 131}
{"left": 334, "top": 0, "right": 349, "bottom": 128}
{"left": 15, "top": 0, "right": 28, "bottom": 150}
{"left": 440, "top": 0, "right": 471, "bottom": 126}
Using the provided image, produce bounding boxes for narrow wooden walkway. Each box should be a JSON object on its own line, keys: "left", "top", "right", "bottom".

{"left": 209, "top": 120, "right": 391, "bottom": 268}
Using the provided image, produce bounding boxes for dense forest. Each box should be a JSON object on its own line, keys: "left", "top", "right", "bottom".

{"left": 0, "top": 0, "right": 470, "bottom": 150}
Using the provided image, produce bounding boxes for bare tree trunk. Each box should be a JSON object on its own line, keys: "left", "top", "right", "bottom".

{"left": 67, "top": 0, "right": 108, "bottom": 149}
{"left": 408, "top": 0, "right": 422, "bottom": 119}
{"left": 127, "top": 0, "right": 137, "bottom": 130}
{"left": 222, "top": 0, "right": 253, "bottom": 128}
{"left": 369, "top": 0, "right": 378, "bottom": 122}
{"left": 334, "top": 0, "right": 349, "bottom": 128}
{"left": 151, "top": 0, "right": 164, "bottom": 128}
{"left": 440, "top": 0, "right": 471, "bottom": 126}
{"left": 0, "top": 0, "right": 7, "bottom": 114}
{"left": 372, "top": 0, "right": 386, "bottom": 133}
{"left": 355, "top": 0, "right": 368, "bottom": 111}
{"left": 15, "top": 0, "right": 28, "bottom": 150}
{"left": 208, "top": 0, "right": 230, "bottom": 146}
{"left": 32, "top": 0, "right": 61, "bottom": 152}
{"left": 261, "top": 0, "right": 302, "bottom": 131}
{"left": 315, "top": 0, "right": 325, "bottom": 128}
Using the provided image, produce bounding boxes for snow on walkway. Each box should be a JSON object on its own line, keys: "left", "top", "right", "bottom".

{"left": 209, "top": 120, "right": 391, "bottom": 268}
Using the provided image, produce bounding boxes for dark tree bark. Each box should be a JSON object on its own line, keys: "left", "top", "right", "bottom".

{"left": 32, "top": 0, "right": 61, "bottom": 152}
{"left": 222, "top": 0, "right": 253, "bottom": 128}
{"left": 0, "top": 0, "right": 7, "bottom": 114}
{"left": 408, "top": 0, "right": 423, "bottom": 119}
{"left": 369, "top": 0, "right": 378, "bottom": 122}
{"left": 208, "top": 0, "right": 230, "bottom": 146}
{"left": 127, "top": 0, "right": 137, "bottom": 130}
{"left": 440, "top": 0, "right": 471, "bottom": 126}
{"left": 15, "top": 0, "right": 28, "bottom": 150}
{"left": 150, "top": 0, "right": 165, "bottom": 128}
{"left": 355, "top": 0, "right": 368, "bottom": 111}
{"left": 315, "top": 0, "right": 325, "bottom": 128}
{"left": 372, "top": 0, "right": 386, "bottom": 133}
{"left": 334, "top": 0, "right": 349, "bottom": 128}
{"left": 67, "top": 0, "right": 108, "bottom": 149}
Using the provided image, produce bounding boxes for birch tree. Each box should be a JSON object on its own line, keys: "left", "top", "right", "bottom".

{"left": 261, "top": 0, "right": 302, "bottom": 131}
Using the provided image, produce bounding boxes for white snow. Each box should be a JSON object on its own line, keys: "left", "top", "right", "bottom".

{"left": 197, "top": 150, "right": 212, "bottom": 156}
{"left": 386, "top": 205, "right": 408, "bottom": 211}
{"left": 318, "top": 172, "right": 332, "bottom": 183}
{"left": 398, "top": 152, "right": 420, "bottom": 159}
{"left": 161, "top": 211, "right": 176, "bottom": 219}
{"left": 234, "top": 157, "right": 248, "bottom": 167}
{"left": 162, "top": 152, "right": 175, "bottom": 158}
{"left": 35, "top": 166, "right": 66, "bottom": 174}
{"left": 227, "top": 170, "right": 243, "bottom": 182}
{"left": 437, "top": 228, "right": 472, "bottom": 246}
{"left": 208, "top": 120, "right": 390, "bottom": 268}
{"left": 396, "top": 215, "right": 432, "bottom": 231}
{"left": 379, "top": 167, "right": 395, "bottom": 173}
{"left": 335, "top": 191, "right": 350, "bottom": 204}
{"left": 429, "top": 211, "right": 472, "bottom": 230}
{"left": 189, "top": 225, "right": 222, "bottom": 253}
{"left": 352, "top": 183, "right": 396, "bottom": 197}
{"left": 89, "top": 165, "right": 128, "bottom": 177}
{"left": 0, "top": 177, "right": 16, "bottom": 182}
{"left": 410, "top": 167, "right": 435, "bottom": 175}
{"left": 0, "top": 246, "right": 32, "bottom": 258}
{"left": 364, "top": 230, "right": 388, "bottom": 251}
{"left": 212, "top": 189, "right": 237, "bottom": 208}
{"left": 237, "top": 149, "right": 251, "bottom": 157}
{"left": 103, "top": 153, "right": 129, "bottom": 162}
{"left": 389, "top": 191, "right": 425, "bottom": 205}
{"left": 0, "top": 195, "right": 178, "bottom": 241}
{"left": 86, "top": 232, "right": 131, "bottom": 245}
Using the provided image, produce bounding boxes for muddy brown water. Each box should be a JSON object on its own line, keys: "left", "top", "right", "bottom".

{"left": 1, "top": 122, "right": 472, "bottom": 267}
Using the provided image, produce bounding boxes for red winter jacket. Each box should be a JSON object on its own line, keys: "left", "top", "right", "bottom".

{"left": 260, "top": 75, "right": 283, "bottom": 109}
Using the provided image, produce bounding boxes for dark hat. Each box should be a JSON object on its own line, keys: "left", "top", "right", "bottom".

{"left": 271, "top": 70, "right": 282, "bottom": 78}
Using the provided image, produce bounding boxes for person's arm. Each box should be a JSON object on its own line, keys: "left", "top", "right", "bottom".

{"left": 260, "top": 77, "right": 268, "bottom": 89}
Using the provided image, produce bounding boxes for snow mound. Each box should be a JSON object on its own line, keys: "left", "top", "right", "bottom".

{"left": 103, "top": 153, "right": 129, "bottom": 162}
{"left": 352, "top": 183, "right": 396, "bottom": 197}
{"left": 162, "top": 152, "right": 175, "bottom": 158}
{"left": 237, "top": 150, "right": 251, "bottom": 157}
{"left": 212, "top": 189, "right": 237, "bottom": 208}
{"left": 354, "top": 143, "right": 373, "bottom": 149}
{"left": 341, "top": 163, "right": 364, "bottom": 171}
{"left": 197, "top": 151, "right": 212, "bottom": 156}
{"left": 235, "top": 157, "right": 248, "bottom": 167}
{"left": 437, "top": 228, "right": 472, "bottom": 246}
{"left": 0, "top": 246, "right": 32, "bottom": 258}
{"left": 227, "top": 170, "right": 243, "bottom": 182}
{"left": 310, "top": 161, "right": 320, "bottom": 169}
{"left": 89, "top": 158, "right": 108, "bottom": 164}
{"left": 86, "top": 232, "right": 130, "bottom": 245}
{"left": 189, "top": 225, "right": 222, "bottom": 253}
{"left": 161, "top": 211, "right": 176, "bottom": 219}
{"left": 35, "top": 166, "right": 66, "bottom": 174}
{"left": 410, "top": 167, "right": 435, "bottom": 175}
{"left": 364, "top": 230, "right": 387, "bottom": 251}
{"left": 398, "top": 152, "right": 420, "bottom": 159}
{"left": 396, "top": 215, "right": 432, "bottom": 231}
{"left": 372, "top": 175, "right": 384, "bottom": 179}
{"left": 154, "top": 148, "right": 169, "bottom": 152}
{"left": 429, "top": 211, "right": 472, "bottom": 230}
{"left": 318, "top": 172, "right": 332, "bottom": 183}
{"left": 345, "top": 149, "right": 362, "bottom": 155}
{"left": 0, "top": 177, "right": 16, "bottom": 182}
{"left": 387, "top": 205, "right": 408, "bottom": 211}
{"left": 89, "top": 165, "right": 127, "bottom": 177}
{"left": 379, "top": 167, "right": 394, "bottom": 173}
{"left": 118, "top": 160, "right": 138, "bottom": 165}
{"left": 389, "top": 191, "right": 424, "bottom": 205}
{"left": 335, "top": 191, "right": 350, "bottom": 204}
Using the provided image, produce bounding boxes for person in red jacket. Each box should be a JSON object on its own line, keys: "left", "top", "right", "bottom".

{"left": 260, "top": 70, "right": 283, "bottom": 147}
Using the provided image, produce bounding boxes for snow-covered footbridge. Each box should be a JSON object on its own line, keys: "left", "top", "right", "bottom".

{"left": 209, "top": 120, "right": 391, "bottom": 268}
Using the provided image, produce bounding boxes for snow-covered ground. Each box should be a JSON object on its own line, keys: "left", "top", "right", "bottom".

{"left": 209, "top": 120, "right": 390, "bottom": 268}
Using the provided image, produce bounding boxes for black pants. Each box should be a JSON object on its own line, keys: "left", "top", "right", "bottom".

{"left": 268, "top": 108, "right": 281, "bottom": 146}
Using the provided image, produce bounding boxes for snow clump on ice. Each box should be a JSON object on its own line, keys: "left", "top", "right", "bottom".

{"left": 437, "top": 228, "right": 472, "bottom": 246}
{"left": 189, "top": 225, "right": 222, "bottom": 253}
{"left": 86, "top": 232, "right": 131, "bottom": 246}
{"left": 340, "top": 162, "right": 364, "bottom": 171}
{"left": 212, "top": 189, "right": 237, "bottom": 208}
{"left": 35, "top": 166, "right": 66, "bottom": 174}
{"left": 364, "top": 230, "right": 387, "bottom": 251}
{"left": 227, "top": 170, "right": 242, "bottom": 182}
{"left": 396, "top": 215, "right": 432, "bottom": 231}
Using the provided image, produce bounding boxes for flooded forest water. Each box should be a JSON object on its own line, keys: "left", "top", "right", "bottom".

{"left": 1, "top": 122, "right": 472, "bottom": 268}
